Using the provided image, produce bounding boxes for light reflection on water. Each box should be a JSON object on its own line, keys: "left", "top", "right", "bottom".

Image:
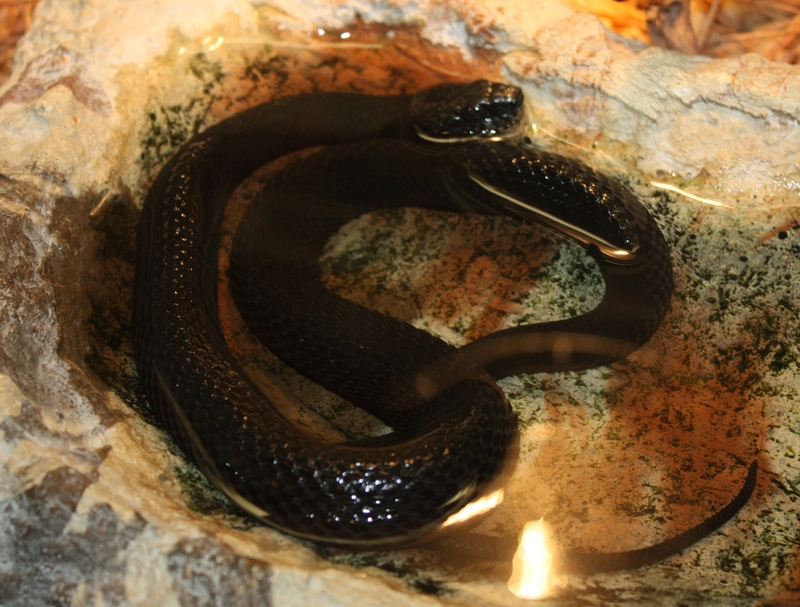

{"left": 507, "top": 519, "right": 557, "bottom": 600}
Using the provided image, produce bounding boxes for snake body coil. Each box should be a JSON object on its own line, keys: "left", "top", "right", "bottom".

{"left": 134, "top": 80, "right": 748, "bottom": 557}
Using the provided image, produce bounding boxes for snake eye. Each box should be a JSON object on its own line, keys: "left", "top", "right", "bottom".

{"left": 411, "top": 80, "right": 524, "bottom": 140}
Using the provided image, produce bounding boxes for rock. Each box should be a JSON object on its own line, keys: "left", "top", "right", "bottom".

{"left": 1, "top": 0, "right": 798, "bottom": 605}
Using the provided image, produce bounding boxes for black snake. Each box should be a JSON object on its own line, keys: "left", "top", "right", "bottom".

{"left": 133, "top": 80, "right": 756, "bottom": 566}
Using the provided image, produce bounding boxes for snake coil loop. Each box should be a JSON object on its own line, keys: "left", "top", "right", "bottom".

{"left": 134, "top": 80, "right": 753, "bottom": 561}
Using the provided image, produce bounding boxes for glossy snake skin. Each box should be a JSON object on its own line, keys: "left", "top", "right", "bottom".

{"left": 134, "top": 80, "right": 755, "bottom": 559}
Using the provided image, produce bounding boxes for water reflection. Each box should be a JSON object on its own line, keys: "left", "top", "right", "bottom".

{"left": 507, "top": 519, "right": 557, "bottom": 600}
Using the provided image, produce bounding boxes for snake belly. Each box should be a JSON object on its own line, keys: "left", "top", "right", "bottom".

{"left": 134, "top": 80, "right": 674, "bottom": 549}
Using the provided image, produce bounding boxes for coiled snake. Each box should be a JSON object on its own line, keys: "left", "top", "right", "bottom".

{"left": 133, "top": 80, "right": 756, "bottom": 565}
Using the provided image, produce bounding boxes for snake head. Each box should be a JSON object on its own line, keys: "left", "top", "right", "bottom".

{"left": 410, "top": 80, "right": 524, "bottom": 141}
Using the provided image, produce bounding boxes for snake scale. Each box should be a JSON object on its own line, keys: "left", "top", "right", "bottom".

{"left": 133, "top": 80, "right": 757, "bottom": 564}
